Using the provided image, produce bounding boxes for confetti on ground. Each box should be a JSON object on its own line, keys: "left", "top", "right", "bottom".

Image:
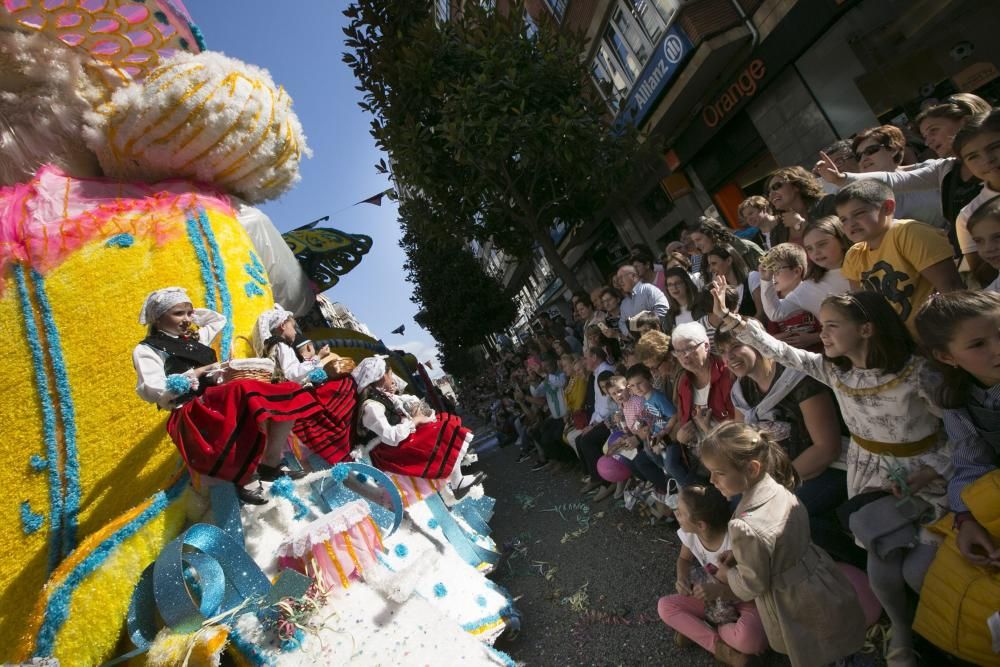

{"left": 513, "top": 493, "right": 543, "bottom": 511}
{"left": 560, "top": 583, "right": 590, "bottom": 613}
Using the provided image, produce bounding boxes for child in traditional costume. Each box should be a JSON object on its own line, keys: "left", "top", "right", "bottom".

{"left": 253, "top": 304, "right": 358, "bottom": 465}
{"left": 352, "top": 355, "right": 483, "bottom": 498}
{"left": 133, "top": 288, "right": 318, "bottom": 504}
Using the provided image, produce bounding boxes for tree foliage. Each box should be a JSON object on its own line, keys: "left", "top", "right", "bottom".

{"left": 399, "top": 195, "right": 517, "bottom": 377}
{"left": 342, "top": 0, "right": 644, "bottom": 297}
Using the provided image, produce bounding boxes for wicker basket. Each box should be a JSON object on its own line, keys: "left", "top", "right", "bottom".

{"left": 219, "top": 358, "right": 275, "bottom": 383}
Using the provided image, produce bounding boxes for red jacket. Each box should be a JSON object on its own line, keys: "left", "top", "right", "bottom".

{"left": 676, "top": 355, "right": 735, "bottom": 425}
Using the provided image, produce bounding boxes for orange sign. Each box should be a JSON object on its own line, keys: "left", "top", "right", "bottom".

{"left": 702, "top": 59, "right": 767, "bottom": 129}
{"left": 952, "top": 62, "right": 999, "bottom": 93}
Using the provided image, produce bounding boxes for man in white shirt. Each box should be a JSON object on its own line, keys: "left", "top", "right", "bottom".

{"left": 616, "top": 265, "right": 669, "bottom": 335}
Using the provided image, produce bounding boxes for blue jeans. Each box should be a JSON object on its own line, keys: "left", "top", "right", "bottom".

{"left": 626, "top": 450, "right": 668, "bottom": 492}
{"left": 661, "top": 443, "right": 702, "bottom": 487}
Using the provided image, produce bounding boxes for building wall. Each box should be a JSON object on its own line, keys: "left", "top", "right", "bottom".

{"left": 745, "top": 68, "right": 836, "bottom": 169}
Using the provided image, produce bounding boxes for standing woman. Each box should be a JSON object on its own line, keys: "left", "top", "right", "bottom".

{"left": 765, "top": 166, "right": 832, "bottom": 245}
{"left": 705, "top": 245, "right": 757, "bottom": 318}
{"left": 253, "top": 304, "right": 358, "bottom": 466}
{"left": 134, "top": 288, "right": 320, "bottom": 504}
{"left": 352, "top": 355, "right": 484, "bottom": 497}
{"left": 662, "top": 267, "right": 706, "bottom": 332}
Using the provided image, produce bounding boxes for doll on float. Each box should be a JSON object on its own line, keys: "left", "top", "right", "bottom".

{"left": 134, "top": 287, "right": 317, "bottom": 504}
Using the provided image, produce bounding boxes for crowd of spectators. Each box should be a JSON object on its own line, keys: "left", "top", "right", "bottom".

{"left": 464, "top": 95, "right": 1000, "bottom": 667}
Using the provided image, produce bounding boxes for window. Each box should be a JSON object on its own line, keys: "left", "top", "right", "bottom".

{"left": 435, "top": 0, "right": 450, "bottom": 24}
{"left": 523, "top": 9, "right": 538, "bottom": 39}
{"left": 543, "top": 0, "right": 567, "bottom": 21}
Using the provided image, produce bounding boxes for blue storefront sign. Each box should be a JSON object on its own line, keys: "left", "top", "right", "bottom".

{"left": 615, "top": 24, "right": 693, "bottom": 130}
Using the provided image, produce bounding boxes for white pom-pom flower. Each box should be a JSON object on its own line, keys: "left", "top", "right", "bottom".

{"left": 84, "top": 51, "right": 310, "bottom": 203}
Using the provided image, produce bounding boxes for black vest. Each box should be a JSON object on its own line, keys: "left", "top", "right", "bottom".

{"left": 356, "top": 389, "right": 404, "bottom": 442}
{"left": 142, "top": 331, "right": 218, "bottom": 378}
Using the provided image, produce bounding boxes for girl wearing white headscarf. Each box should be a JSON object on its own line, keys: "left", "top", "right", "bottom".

{"left": 352, "top": 355, "right": 484, "bottom": 498}
{"left": 133, "top": 288, "right": 323, "bottom": 504}
{"left": 252, "top": 305, "right": 357, "bottom": 465}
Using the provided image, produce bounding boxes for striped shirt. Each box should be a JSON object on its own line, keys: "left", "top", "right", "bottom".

{"left": 942, "top": 383, "right": 1000, "bottom": 512}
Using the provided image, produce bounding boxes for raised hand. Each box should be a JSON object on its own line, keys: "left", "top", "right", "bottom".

{"left": 814, "top": 150, "right": 847, "bottom": 187}
{"left": 710, "top": 275, "right": 730, "bottom": 319}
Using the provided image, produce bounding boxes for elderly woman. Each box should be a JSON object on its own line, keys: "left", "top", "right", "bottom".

{"left": 133, "top": 288, "right": 320, "bottom": 504}
{"left": 669, "top": 322, "right": 734, "bottom": 478}
{"left": 352, "top": 355, "right": 484, "bottom": 497}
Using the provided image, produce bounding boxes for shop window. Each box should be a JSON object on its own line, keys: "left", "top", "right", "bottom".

{"left": 543, "top": 0, "right": 567, "bottom": 21}
{"left": 640, "top": 185, "right": 675, "bottom": 227}
{"left": 591, "top": 45, "right": 631, "bottom": 111}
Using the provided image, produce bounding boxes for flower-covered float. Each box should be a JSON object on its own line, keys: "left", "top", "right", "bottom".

{"left": 0, "top": 2, "right": 516, "bottom": 664}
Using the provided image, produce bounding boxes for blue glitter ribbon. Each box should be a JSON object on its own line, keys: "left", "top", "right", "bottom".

{"left": 314, "top": 463, "right": 404, "bottom": 537}
{"left": 424, "top": 494, "right": 501, "bottom": 569}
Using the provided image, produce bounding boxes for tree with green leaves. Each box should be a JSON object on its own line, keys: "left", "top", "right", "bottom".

{"left": 343, "top": 0, "right": 644, "bottom": 295}
{"left": 399, "top": 194, "right": 517, "bottom": 376}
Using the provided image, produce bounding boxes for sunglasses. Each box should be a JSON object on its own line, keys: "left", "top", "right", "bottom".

{"left": 768, "top": 180, "right": 786, "bottom": 192}
{"left": 854, "top": 144, "right": 887, "bottom": 161}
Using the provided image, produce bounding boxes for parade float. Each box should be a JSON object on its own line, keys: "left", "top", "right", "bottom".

{"left": 0, "top": 2, "right": 516, "bottom": 664}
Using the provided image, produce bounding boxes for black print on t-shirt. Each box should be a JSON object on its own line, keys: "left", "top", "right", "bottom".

{"left": 861, "top": 260, "right": 914, "bottom": 321}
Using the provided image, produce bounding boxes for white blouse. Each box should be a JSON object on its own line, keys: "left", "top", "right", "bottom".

{"left": 273, "top": 342, "right": 320, "bottom": 384}
{"left": 761, "top": 268, "right": 850, "bottom": 321}
{"left": 362, "top": 394, "right": 417, "bottom": 452}
{"left": 132, "top": 309, "right": 227, "bottom": 410}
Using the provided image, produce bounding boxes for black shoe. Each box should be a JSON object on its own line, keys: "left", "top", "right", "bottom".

{"left": 530, "top": 460, "right": 550, "bottom": 472}
{"left": 257, "top": 463, "right": 306, "bottom": 482}
{"left": 516, "top": 451, "right": 532, "bottom": 463}
{"left": 452, "top": 472, "right": 487, "bottom": 500}
{"left": 236, "top": 483, "right": 269, "bottom": 505}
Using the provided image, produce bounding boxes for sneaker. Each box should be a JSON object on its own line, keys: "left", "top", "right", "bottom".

{"left": 530, "top": 460, "right": 550, "bottom": 472}
{"left": 516, "top": 451, "right": 532, "bottom": 463}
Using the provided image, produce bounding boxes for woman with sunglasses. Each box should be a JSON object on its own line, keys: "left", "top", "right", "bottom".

{"left": 849, "top": 125, "right": 946, "bottom": 229}
{"left": 764, "top": 167, "right": 835, "bottom": 246}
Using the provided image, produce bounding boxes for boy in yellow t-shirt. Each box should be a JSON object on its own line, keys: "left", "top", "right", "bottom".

{"left": 838, "top": 179, "right": 964, "bottom": 331}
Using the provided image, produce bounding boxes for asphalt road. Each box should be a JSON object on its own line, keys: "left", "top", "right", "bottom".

{"left": 475, "top": 434, "right": 790, "bottom": 667}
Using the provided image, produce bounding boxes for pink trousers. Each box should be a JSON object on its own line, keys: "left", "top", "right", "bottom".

{"left": 657, "top": 595, "right": 768, "bottom": 656}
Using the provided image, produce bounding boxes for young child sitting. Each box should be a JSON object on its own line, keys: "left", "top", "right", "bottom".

{"left": 757, "top": 243, "right": 822, "bottom": 351}
{"left": 837, "top": 179, "right": 963, "bottom": 332}
{"left": 966, "top": 195, "right": 1000, "bottom": 292}
{"left": 953, "top": 109, "right": 1000, "bottom": 283}
{"left": 700, "top": 423, "right": 867, "bottom": 667}
{"left": 658, "top": 484, "right": 768, "bottom": 666}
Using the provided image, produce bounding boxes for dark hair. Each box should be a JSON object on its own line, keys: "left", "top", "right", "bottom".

{"left": 833, "top": 178, "right": 895, "bottom": 210}
{"left": 630, "top": 247, "right": 656, "bottom": 268}
{"left": 625, "top": 363, "right": 652, "bottom": 382}
{"left": 802, "top": 216, "right": 852, "bottom": 282}
{"left": 852, "top": 125, "right": 906, "bottom": 165}
{"left": 712, "top": 326, "right": 740, "bottom": 351}
{"left": 821, "top": 139, "right": 853, "bottom": 157}
{"left": 915, "top": 93, "right": 991, "bottom": 129}
{"left": 766, "top": 166, "right": 824, "bottom": 211}
{"left": 914, "top": 290, "right": 1000, "bottom": 408}
{"left": 700, "top": 422, "right": 801, "bottom": 491}
{"left": 954, "top": 109, "right": 1000, "bottom": 160}
{"left": 634, "top": 311, "right": 662, "bottom": 332}
{"left": 587, "top": 345, "right": 608, "bottom": 363}
{"left": 662, "top": 266, "right": 699, "bottom": 311}
{"left": 596, "top": 370, "right": 615, "bottom": 392}
{"left": 695, "top": 217, "right": 737, "bottom": 247}
{"left": 705, "top": 244, "right": 749, "bottom": 284}
{"left": 821, "top": 291, "right": 914, "bottom": 373}
{"left": 573, "top": 292, "right": 594, "bottom": 309}
{"left": 664, "top": 251, "right": 692, "bottom": 271}
{"left": 678, "top": 484, "right": 732, "bottom": 531}
{"left": 599, "top": 286, "right": 624, "bottom": 305}
{"left": 967, "top": 194, "right": 1000, "bottom": 235}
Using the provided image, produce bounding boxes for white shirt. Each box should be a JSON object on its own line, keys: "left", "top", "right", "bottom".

{"left": 531, "top": 372, "right": 568, "bottom": 418}
{"left": 955, "top": 185, "right": 999, "bottom": 255}
{"left": 589, "top": 361, "right": 616, "bottom": 425}
{"left": 760, "top": 268, "right": 851, "bottom": 321}
{"left": 619, "top": 281, "right": 669, "bottom": 335}
{"left": 673, "top": 308, "right": 694, "bottom": 325}
{"left": 693, "top": 384, "right": 710, "bottom": 407}
{"left": 362, "top": 394, "right": 416, "bottom": 451}
{"left": 132, "top": 309, "right": 227, "bottom": 410}
{"left": 678, "top": 528, "right": 732, "bottom": 569}
{"left": 273, "top": 342, "right": 320, "bottom": 384}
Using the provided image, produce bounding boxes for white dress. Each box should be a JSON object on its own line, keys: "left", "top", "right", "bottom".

{"left": 734, "top": 319, "right": 952, "bottom": 514}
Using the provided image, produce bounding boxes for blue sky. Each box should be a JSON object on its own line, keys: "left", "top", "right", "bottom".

{"left": 187, "top": 0, "right": 443, "bottom": 373}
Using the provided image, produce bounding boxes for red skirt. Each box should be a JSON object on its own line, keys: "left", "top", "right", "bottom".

{"left": 292, "top": 375, "right": 359, "bottom": 465}
{"left": 370, "top": 412, "right": 470, "bottom": 479}
{"left": 166, "top": 379, "right": 323, "bottom": 485}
